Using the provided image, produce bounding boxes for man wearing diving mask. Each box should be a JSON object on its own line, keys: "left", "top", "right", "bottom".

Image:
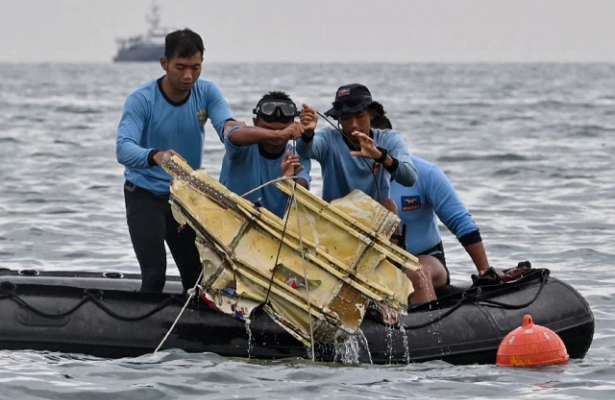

{"left": 219, "top": 91, "right": 312, "bottom": 218}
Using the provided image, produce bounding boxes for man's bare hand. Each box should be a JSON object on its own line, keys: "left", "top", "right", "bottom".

{"left": 299, "top": 104, "right": 318, "bottom": 131}
{"left": 154, "top": 149, "right": 184, "bottom": 165}
{"left": 349, "top": 131, "right": 381, "bottom": 159}
{"left": 279, "top": 122, "right": 305, "bottom": 141}
{"left": 281, "top": 150, "right": 304, "bottom": 177}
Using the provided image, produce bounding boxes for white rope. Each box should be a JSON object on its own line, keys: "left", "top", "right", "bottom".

{"left": 154, "top": 268, "right": 204, "bottom": 353}
{"left": 290, "top": 181, "right": 316, "bottom": 361}
{"left": 240, "top": 176, "right": 298, "bottom": 198}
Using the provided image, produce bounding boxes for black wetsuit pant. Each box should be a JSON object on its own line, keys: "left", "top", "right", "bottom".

{"left": 419, "top": 241, "right": 451, "bottom": 286}
{"left": 124, "top": 180, "right": 201, "bottom": 293}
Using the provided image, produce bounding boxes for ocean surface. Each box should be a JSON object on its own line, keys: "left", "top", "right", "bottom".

{"left": 0, "top": 63, "right": 614, "bottom": 399}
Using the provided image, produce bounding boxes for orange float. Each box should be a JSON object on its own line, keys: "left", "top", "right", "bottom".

{"left": 496, "top": 314, "right": 569, "bottom": 367}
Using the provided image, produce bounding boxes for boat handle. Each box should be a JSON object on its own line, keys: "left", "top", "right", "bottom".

{"left": 103, "top": 272, "right": 124, "bottom": 279}
{"left": 18, "top": 269, "right": 40, "bottom": 276}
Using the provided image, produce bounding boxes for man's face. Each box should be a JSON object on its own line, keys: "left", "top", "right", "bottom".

{"left": 160, "top": 52, "right": 203, "bottom": 93}
{"left": 338, "top": 109, "right": 372, "bottom": 136}
{"left": 254, "top": 117, "right": 292, "bottom": 154}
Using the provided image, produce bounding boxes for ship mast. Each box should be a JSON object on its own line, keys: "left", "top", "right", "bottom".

{"left": 145, "top": 0, "right": 161, "bottom": 35}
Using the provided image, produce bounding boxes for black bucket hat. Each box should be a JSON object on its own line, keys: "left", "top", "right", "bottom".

{"left": 324, "top": 83, "right": 373, "bottom": 118}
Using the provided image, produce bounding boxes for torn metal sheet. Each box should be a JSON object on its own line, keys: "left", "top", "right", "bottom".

{"left": 162, "top": 155, "right": 420, "bottom": 345}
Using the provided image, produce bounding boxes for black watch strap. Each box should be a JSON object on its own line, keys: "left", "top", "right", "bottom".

{"left": 374, "top": 147, "right": 388, "bottom": 163}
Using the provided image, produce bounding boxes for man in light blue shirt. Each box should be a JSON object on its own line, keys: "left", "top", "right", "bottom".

{"left": 297, "top": 83, "right": 417, "bottom": 203}
{"left": 298, "top": 84, "right": 430, "bottom": 304}
{"left": 371, "top": 104, "right": 491, "bottom": 304}
{"left": 116, "top": 29, "right": 239, "bottom": 293}
{"left": 220, "top": 91, "right": 311, "bottom": 218}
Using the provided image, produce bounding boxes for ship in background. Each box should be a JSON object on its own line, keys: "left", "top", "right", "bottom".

{"left": 113, "top": 1, "right": 170, "bottom": 62}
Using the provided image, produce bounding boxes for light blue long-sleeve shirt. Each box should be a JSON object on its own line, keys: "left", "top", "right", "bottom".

{"left": 296, "top": 127, "right": 417, "bottom": 202}
{"left": 116, "top": 77, "right": 234, "bottom": 194}
{"left": 220, "top": 140, "right": 311, "bottom": 218}
{"left": 391, "top": 155, "right": 480, "bottom": 255}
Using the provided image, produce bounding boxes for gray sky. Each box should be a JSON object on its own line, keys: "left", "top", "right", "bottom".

{"left": 1, "top": 0, "right": 614, "bottom": 63}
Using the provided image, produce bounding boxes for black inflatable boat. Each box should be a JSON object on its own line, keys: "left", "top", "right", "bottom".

{"left": 0, "top": 267, "right": 593, "bottom": 364}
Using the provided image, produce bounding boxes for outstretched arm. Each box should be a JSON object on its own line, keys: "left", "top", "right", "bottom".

{"left": 425, "top": 165, "right": 490, "bottom": 275}
{"left": 465, "top": 241, "right": 489, "bottom": 275}
{"left": 228, "top": 122, "right": 304, "bottom": 146}
{"left": 296, "top": 103, "right": 329, "bottom": 161}
{"left": 204, "top": 81, "right": 237, "bottom": 142}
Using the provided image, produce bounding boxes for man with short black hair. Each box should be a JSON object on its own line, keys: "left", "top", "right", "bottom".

{"left": 116, "top": 28, "right": 239, "bottom": 293}
{"left": 220, "top": 91, "right": 311, "bottom": 217}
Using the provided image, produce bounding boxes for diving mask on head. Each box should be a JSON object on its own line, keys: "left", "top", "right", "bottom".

{"left": 253, "top": 100, "right": 299, "bottom": 123}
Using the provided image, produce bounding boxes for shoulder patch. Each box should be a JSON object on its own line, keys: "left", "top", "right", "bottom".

{"left": 197, "top": 109, "right": 208, "bottom": 126}
{"left": 401, "top": 195, "right": 421, "bottom": 211}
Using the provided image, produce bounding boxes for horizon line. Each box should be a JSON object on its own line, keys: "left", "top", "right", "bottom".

{"left": 2, "top": 60, "right": 615, "bottom": 65}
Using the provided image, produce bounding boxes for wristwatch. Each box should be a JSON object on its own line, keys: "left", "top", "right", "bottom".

{"left": 374, "top": 147, "right": 388, "bottom": 163}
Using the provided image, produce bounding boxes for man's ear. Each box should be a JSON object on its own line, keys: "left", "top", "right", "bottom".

{"left": 252, "top": 117, "right": 258, "bottom": 126}
{"left": 160, "top": 57, "right": 168, "bottom": 72}
{"left": 369, "top": 109, "right": 376, "bottom": 121}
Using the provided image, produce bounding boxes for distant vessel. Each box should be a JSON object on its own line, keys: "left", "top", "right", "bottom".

{"left": 113, "top": 1, "right": 169, "bottom": 62}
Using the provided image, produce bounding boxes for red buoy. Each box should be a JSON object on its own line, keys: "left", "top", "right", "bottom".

{"left": 496, "top": 314, "right": 569, "bottom": 367}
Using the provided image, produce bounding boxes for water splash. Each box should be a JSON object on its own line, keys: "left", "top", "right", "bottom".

{"left": 399, "top": 324, "right": 411, "bottom": 364}
{"left": 385, "top": 325, "right": 394, "bottom": 364}
{"left": 333, "top": 335, "right": 361, "bottom": 364}
{"left": 357, "top": 330, "right": 373, "bottom": 364}
{"left": 244, "top": 319, "right": 253, "bottom": 358}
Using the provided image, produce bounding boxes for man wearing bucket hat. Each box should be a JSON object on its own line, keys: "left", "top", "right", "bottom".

{"left": 297, "top": 83, "right": 417, "bottom": 203}
{"left": 297, "top": 85, "right": 446, "bottom": 304}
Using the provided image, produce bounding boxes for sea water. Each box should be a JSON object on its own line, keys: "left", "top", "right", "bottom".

{"left": 0, "top": 62, "right": 614, "bottom": 399}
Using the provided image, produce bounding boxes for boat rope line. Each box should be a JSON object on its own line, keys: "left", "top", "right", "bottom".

{"left": 154, "top": 268, "right": 205, "bottom": 353}
{"left": 315, "top": 110, "right": 381, "bottom": 201}
{"left": 401, "top": 298, "right": 466, "bottom": 330}
{"left": 0, "top": 285, "right": 176, "bottom": 322}
{"left": 401, "top": 269, "right": 549, "bottom": 330}
{"left": 0, "top": 269, "right": 550, "bottom": 346}
{"left": 465, "top": 270, "right": 548, "bottom": 310}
